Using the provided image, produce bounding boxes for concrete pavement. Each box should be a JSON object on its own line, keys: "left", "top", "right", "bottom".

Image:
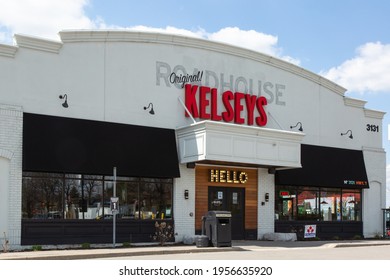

{"left": 1, "top": 239, "right": 390, "bottom": 260}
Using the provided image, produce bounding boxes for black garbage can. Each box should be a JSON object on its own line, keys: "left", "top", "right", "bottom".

{"left": 204, "top": 211, "right": 232, "bottom": 247}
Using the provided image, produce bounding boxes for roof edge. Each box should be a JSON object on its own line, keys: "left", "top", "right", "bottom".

{"left": 14, "top": 34, "right": 62, "bottom": 53}
{"left": 0, "top": 44, "right": 18, "bottom": 58}
{"left": 364, "top": 108, "right": 386, "bottom": 119}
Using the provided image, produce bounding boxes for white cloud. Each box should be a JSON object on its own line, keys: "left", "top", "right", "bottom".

{"left": 0, "top": 0, "right": 96, "bottom": 43}
{"left": 208, "top": 27, "right": 301, "bottom": 65}
{"left": 321, "top": 42, "right": 390, "bottom": 93}
{"left": 208, "top": 27, "right": 278, "bottom": 54}
{"left": 123, "top": 25, "right": 300, "bottom": 65}
{"left": 0, "top": 1, "right": 299, "bottom": 65}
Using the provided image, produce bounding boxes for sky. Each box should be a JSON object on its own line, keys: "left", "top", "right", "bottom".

{"left": 0, "top": 0, "right": 389, "bottom": 204}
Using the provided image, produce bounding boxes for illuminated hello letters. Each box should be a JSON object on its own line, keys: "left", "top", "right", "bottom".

{"left": 209, "top": 169, "right": 248, "bottom": 184}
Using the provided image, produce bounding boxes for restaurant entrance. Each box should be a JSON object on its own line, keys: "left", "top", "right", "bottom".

{"left": 208, "top": 187, "right": 245, "bottom": 240}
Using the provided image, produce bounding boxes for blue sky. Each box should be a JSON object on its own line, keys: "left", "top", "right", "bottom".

{"left": 0, "top": 0, "right": 389, "bottom": 202}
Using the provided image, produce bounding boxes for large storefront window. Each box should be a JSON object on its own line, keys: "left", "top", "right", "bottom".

{"left": 22, "top": 172, "right": 173, "bottom": 220}
{"left": 275, "top": 186, "right": 361, "bottom": 222}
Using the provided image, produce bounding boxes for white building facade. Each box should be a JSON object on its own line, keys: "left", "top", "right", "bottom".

{"left": 0, "top": 31, "right": 386, "bottom": 248}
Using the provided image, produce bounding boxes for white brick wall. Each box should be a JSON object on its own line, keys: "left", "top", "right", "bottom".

{"left": 173, "top": 164, "right": 196, "bottom": 242}
{"left": 0, "top": 104, "right": 23, "bottom": 247}
{"left": 257, "top": 168, "right": 275, "bottom": 239}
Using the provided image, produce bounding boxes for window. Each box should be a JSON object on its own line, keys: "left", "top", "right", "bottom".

{"left": 22, "top": 172, "right": 173, "bottom": 220}
{"left": 22, "top": 173, "right": 64, "bottom": 219}
{"left": 296, "top": 187, "right": 320, "bottom": 221}
{"left": 275, "top": 185, "right": 362, "bottom": 222}
{"left": 320, "top": 188, "right": 341, "bottom": 221}
{"left": 139, "top": 179, "right": 172, "bottom": 220}
{"left": 342, "top": 190, "right": 361, "bottom": 221}
{"left": 275, "top": 188, "right": 296, "bottom": 221}
{"left": 118, "top": 181, "right": 139, "bottom": 219}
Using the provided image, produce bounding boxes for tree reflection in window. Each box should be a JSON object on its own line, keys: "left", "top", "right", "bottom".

{"left": 22, "top": 172, "right": 173, "bottom": 221}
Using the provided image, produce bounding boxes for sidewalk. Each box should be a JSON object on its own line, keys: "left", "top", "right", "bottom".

{"left": 1, "top": 239, "right": 390, "bottom": 260}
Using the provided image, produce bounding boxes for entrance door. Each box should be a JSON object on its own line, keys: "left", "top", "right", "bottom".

{"left": 208, "top": 187, "right": 245, "bottom": 240}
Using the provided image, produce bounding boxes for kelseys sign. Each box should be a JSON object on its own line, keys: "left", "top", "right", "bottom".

{"left": 185, "top": 84, "right": 267, "bottom": 126}
{"left": 156, "top": 61, "right": 288, "bottom": 127}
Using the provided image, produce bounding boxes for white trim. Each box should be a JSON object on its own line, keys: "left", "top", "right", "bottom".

{"left": 195, "top": 163, "right": 259, "bottom": 170}
{"left": 176, "top": 120, "right": 304, "bottom": 167}
{"left": 177, "top": 120, "right": 304, "bottom": 141}
{"left": 362, "top": 146, "right": 386, "bottom": 153}
{"left": 344, "top": 97, "right": 367, "bottom": 108}
{"left": 364, "top": 109, "right": 386, "bottom": 119}
{"left": 0, "top": 44, "right": 18, "bottom": 58}
{"left": 14, "top": 34, "right": 62, "bottom": 53}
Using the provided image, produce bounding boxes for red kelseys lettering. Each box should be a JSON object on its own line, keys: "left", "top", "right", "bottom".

{"left": 185, "top": 84, "right": 267, "bottom": 126}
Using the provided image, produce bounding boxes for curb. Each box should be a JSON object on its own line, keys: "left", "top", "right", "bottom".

{"left": 2, "top": 240, "right": 390, "bottom": 260}
{"left": 0, "top": 246, "right": 244, "bottom": 260}
{"left": 334, "top": 242, "right": 390, "bottom": 248}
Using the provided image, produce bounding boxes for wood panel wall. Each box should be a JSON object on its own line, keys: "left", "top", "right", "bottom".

{"left": 195, "top": 165, "right": 258, "bottom": 232}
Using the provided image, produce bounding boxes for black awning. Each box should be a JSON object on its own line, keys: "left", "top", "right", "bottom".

{"left": 275, "top": 144, "right": 369, "bottom": 188}
{"left": 23, "top": 113, "right": 180, "bottom": 178}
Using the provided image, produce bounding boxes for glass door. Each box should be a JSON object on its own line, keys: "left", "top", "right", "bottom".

{"left": 208, "top": 187, "right": 245, "bottom": 239}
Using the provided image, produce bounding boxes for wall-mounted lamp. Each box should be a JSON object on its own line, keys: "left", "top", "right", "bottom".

{"left": 265, "top": 193, "right": 269, "bottom": 202}
{"left": 143, "top": 102, "right": 155, "bottom": 115}
{"left": 290, "top": 122, "right": 303, "bottom": 132}
{"left": 184, "top": 190, "right": 189, "bottom": 200}
{"left": 341, "top": 129, "right": 353, "bottom": 139}
{"left": 59, "top": 94, "right": 68, "bottom": 108}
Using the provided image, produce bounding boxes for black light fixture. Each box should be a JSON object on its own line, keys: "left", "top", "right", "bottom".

{"left": 143, "top": 102, "right": 155, "bottom": 115}
{"left": 184, "top": 190, "right": 189, "bottom": 200}
{"left": 268, "top": 167, "right": 276, "bottom": 174}
{"left": 290, "top": 122, "right": 303, "bottom": 132}
{"left": 341, "top": 129, "right": 353, "bottom": 139}
{"left": 265, "top": 193, "right": 270, "bottom": 202}
{"left": 59, "top": 94, "right": 68, "bottom": 108}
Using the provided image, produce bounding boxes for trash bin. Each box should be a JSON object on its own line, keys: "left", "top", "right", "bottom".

{"left": 195, "top": 235, "right": 210, "bottom": 247}
{"left": 204, "top": 210, "right": 232, "bottom": 247}
{"left": 196, "top": 216, "right": 210, "bottom": 247}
